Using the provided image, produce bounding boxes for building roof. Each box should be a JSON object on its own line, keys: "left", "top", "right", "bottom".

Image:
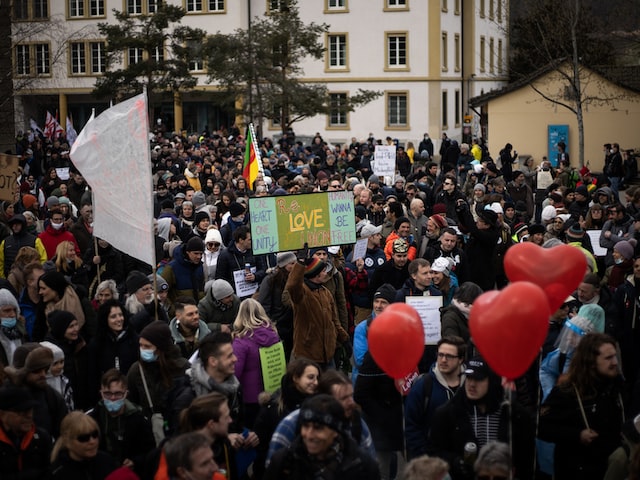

{"left": 470, "top": 61, "right": 640, "bottom": 107}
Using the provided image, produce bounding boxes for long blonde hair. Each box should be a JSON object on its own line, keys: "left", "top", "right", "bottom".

{"left": 51, "top": 411, "right": 100, "bottom": 462}
{"left": 55, "top": 240, "right": 82, "bottom": 272}
{"left": 232, "top": 298, "right": 277, "bottom": 339}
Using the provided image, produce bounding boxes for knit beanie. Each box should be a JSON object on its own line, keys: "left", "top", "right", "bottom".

{"left": 40, "top": 341, "right": 65, "bottom": 363}
{"left": 211, "top": 279, "right": 234, "bottom": 300}
{"left": 39, "top": 271, "right": 69, "bottom": 299}
{"left": 373, "top": 283, "right": 396, "bottom": 304}
{"left": 430, "top": 214, "right": 447, "bottom": 229}
{"left": 614, "top": 240, "right": 635, "bottom": 260}
{"left": 541, "top": 205, "right": 557, "bottom": 222}
{"left": 304, "top": 257, "right": 326, "bottom": 278}
{"left": 229, "top": 202, "right": 245, "bottom": 218}
{"left": 0, "top": 289, "right": 20, "bottom": 316}
{"left": 186, "top": 236, "right": 205, "bottom": 252}
{"left": 47, "top": 310, "right": 77, "bottom": 340}
{"left": 126, "top": 270, "right": 152, "bottom": 295}
{"left": 277, "top": 251, "right": 297, "bottom": 268}
{"left": 204, "top": 228, "right": 222, "bottom": 246}
{"left": 195, "top": 211, "right": 210, "bottom": 226}
{"left": 149, "top": 274, "right": 169, "bottom": 292}
{"left": 22, "top": 194, "right": 37, "bottom": 209}
{"left": 140, "top": 321, "right": 173, "bottom": 352}
{"left": 474, "top": 183, "right": 486, "bottom": 193}
{"left": 192, "top": 191, "right": 206, "bottom": 208}
{"left": 431, "top": 257, "right": 452, "bottom": 277}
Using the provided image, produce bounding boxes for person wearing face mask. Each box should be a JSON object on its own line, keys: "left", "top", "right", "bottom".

{"left": 0, "top": 289, "right": 26, "bottom": 368}
{"left": 88, "top": 368, "right": 155, "bottom": 476}
{"left": 126, "top": 321, "right": 192, "bottom": 443}
{"left": 37, "top": 207, "right": 80, "bottom": 259}
{"left": 603, "top": 239, "right": 636, "bottom": 292}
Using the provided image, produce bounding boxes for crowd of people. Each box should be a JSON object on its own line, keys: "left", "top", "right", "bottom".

{"left": 0, "top": 125, "right": 639, "bottom": 479}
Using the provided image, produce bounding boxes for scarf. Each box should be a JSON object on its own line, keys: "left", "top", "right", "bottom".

{"left": 213, "top": 298, "right": 232, "bottom": 311}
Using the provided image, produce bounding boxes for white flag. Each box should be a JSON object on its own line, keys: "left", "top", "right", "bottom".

{"left": 66, "top": 116, "right": 78, "bottom": 146}
{"left": 70, "top": 94, "right": 155, "bottom": 267}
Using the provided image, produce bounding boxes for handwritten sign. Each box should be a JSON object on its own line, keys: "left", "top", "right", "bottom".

{"left": 233, "top": 267, "right": 258, "bottom": 297}
{"left": 55, "top": 167, "right": 70, "bottom": 181}
{"left": 259, "top": 342, "right": 287, "bottom": 393}
{"left": 248, "top": 191, "right": 357, "bottom": 254}
{"left": 0, "top": 154, "right": 19, "bottom": 202}
{"left": 374, "top": 145, "right": 396, "bottom": 184}
{"left": 405, "top": 296, "right": 444, "bottom": 345}
{"left": 352, "top": 237, "right": 368, "bottom": 262}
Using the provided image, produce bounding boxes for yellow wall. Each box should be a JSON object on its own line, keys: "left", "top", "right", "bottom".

{"left": 484, "top": 67, "right": 640, "bottom": 172}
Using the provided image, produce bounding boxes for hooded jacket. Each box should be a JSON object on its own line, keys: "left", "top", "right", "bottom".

{"left": 160, "top": 244, "right": 205, "bottom": 304}
{"left": 0, "top": 215, "right": 47, "bottom": 278}
{"left": 197, "top": 287, "right": 240, "bottom": 331}
{"left": 169, "top": 316, "right": 211, "bottom": 359}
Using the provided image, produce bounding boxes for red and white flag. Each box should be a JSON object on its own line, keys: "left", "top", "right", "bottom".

{"left": 43, "top": 111, "right": 64, "bottom": 140}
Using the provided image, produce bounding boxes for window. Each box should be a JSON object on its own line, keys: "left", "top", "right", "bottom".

{"left": 325, "top": 0, "right": 347, "bottom": 11}
{"left": 68, "top": 0, "right": 104, "bottom": 18}
{"left": 441, "top": 0, "right": 447, "bottom": 12}
{"left": 479, "top": 36, "right": 485, "bottom": 72}
{"left": 386, "top": 33, "right": 408, "bottom": 70}
{"left": 14, "top": 0, "right": 48, "bottom": 20}
{"left": 327, "top": 34, "right": 347, "bottom": 70}
{"left": 479, "top": 0, "right": 485, "bottom": 17}
{"left": 70, "top": 41, "right": 105, "bottom": 75}
{"left": 498, "top": 39, "right": 503, "bottom": 73}
{"left": 152, "top": 45, "right": 164, "bottom": 63}
{"left": 386, "top": 0, "right": 408, "bottom": 10}
{"left": 497, "top": 0, "right": 502, "bottom": 22}
{"left": 128, "top": 47, "right": 143, "bottom": 66}
{"left": 454, "top": 90, "right": 460, "bottom": 126}
{"left": 489, "top": 37, "right": 495, "bottom": 73}
{"left": 489, "top": 0, "right": 494, "bottom": 19}
{"left": 454, "top": 0, "right": 460, "bottom": 14}
{"left": 268, "top": 0, "right": 286, "bottom": 12}
{"left": 186, "top": 0, "right": 202, "bottom": 12}
{"left": 208, "top": 0, "right": 225, "bottom": 11}
{"left": 387, "top": 92, "right": 407, "bottom": 128}
{"left": 329, "top": 93, "right": 348, "bottom": 127}
{"left": 187, "top": 40, "right": 203, "bottom": 71}
{"left": 148, "top": 0, "right": 161, "bottom": 13}
{"left": 15, "top": 43, "right": 50, "bottom": 76}
{"left": 454, "top": 33, "right": 460, "bottom": 71}
{"left": 127, "top": 0, "right": 142, "bottom": 14}
{"left": 441, "top": 32, "right": 448, "bottom": 72}
{"left": 442, "top": 90, "right": 448, "bottom": 128}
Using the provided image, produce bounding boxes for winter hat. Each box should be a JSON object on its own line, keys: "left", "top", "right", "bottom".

{"left": 478, "top": 209, "right": 498, "bottom": 228}
{"left": 192, "top": 191, "right": 206, "bottom": 208}
{"left": 39, "top": 271, "right": 69, "bottom": 299}
{"left": 354, "top": 205, "right": 367, "bottom": 220}
{"left": 556, "top": 214, "right": 571, "bottom": 223}
{"left": 576, "top": 304, "right": 605, "bottom": 333}
{"left": 276, "top": 251, "right": 297, "bottom": 268}
{"left": 549, "top": 192, "right": 563, "bottom": 204}
{"left": 430, "top": 214, "right": 447, "bottom": 229}
{"left": 46, "top": 196, "right": 59, "bottom": 208}
{"left": 149, "top": 274, "right": 169, "bottom": 292}
{"left": 204, "top": 228, "right": 223, "bottom": 246}
{"left": 575, "top": 185, "right": 589, "bottom": 197}
{"left": 299, "top": 394, "right": 346, "bottom": 434}
{"left": 211, "top": 279, "right": 234, "bottom": 300}
{"left": 304, "top": 257, "right": 326, "bottom": 278}
{"left": 58, "top": 197, "right": 70, "bottom": 207}
{"left": 614, "top": 240, "right": 635, "bottom": 260}
{"left": 140, "top": 321, "right": 173, "bottom": 352}
{"left": 431, "top": 257, "right": 452, "bottom": 277}
{"left": 105, "top": 466, "right": 142, "bottom": 480}
{"left": 229, "top": 202, "right": 245, "bottom": 218}
{"left": 360, "top": 222, "right": 382, "bottom": 237}
{"left": 580, "top": 166, "right": 591, "bottom": 176}
{"left": 368, "top": 175, "right": 380, "bottom": 185}
{"left": 528, "top": 224, "right": 546, "bottom": 236}
{"left": 394, "top": 176, "right": 406, "bottom": 185}
{"left": 373, "top": 283, "right": 397, "bottom": 304}
{"left": 23, "top": 346, "right": 54, "bottom": 373}
{"left": 514, "top": 223, "right": 529, "bottom": 237}
{"left": 11, "top": 343, "right": 40, "bottom": 369}
{"left": 392, "top": 238, "right": 409, "bottom": 254}
{"left": 309, "top": 246, "right": 328, "bottom": 257}
{"left": 194, "top": 211, "right": 210, "bottom": 225}
{"left": 0, "top": 385, "right": 36, "bottom": 412}
{"left": 174, "top": 192, "right": 186, "bottom": 200}
{"left": 316, "top": 171, "right": 328, "bottom": 180}
{"left": 186, "top": 236, "right": 204, "bottom": 252}
{"left": 47, "top": 310, "right": 76, "bottom": 340}
{"left": 432, "top": 203, "right": 447, "bottom": 215}
{"left": 39, "top": 341, "right": 64, "bottom": 363}
{"left": 566, "top": 223, "right": 585, "bottom": 239}
{"left": 473, "top": 183, "right": 486, "bottom": 193}
{"left": 126, "top": 270, "right": 152, "bottom": 295}
{"left": 541, "top": 205, "right": 558, "bottom": 222}
{"left": 22, "top": 194, "right": 37, "bottom": 209}
{"left": 0, "top": 289, "right": 20, "bottom": 316}
{"left": 488, "top": 202, "right": 503, "bottom": 214}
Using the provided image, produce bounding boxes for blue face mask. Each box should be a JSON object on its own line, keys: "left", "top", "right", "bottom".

{"left": 140, "top": 349, "right": 158, "bottom": 362}
{"left": 103, "top": 398, "right": 125, "bottom": 413}
{"left": 1, "top": 317, "right": 17, "bottom": 329}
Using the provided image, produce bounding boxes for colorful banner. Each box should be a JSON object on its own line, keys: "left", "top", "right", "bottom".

{"left": 259, "top": 342, "right": 287, "bottom": 393}
{"left": 248, "top": 191, "right": 356, "bottom": 254}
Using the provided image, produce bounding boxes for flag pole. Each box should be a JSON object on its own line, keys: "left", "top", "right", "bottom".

{"left": 249, "top": 123, "right": 264, "bottom": 178}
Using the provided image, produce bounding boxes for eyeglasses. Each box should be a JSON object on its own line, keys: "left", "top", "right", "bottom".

{"left": 437, "top": 353, "right": 460, "bottom": 360}
{"left": 101, "top": 390, "right": 126, "bottom": 400}
{"left": 76, "top": 430, "right": 99, "bottom": 443}
{"left": 206, "top": 242, "right": 220, "bottom": 249}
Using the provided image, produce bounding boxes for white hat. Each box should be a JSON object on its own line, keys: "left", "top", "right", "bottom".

{"left": 541, "top": 205, "right": 558, "bottom": 222}
{"left": 488, "top": 202, "right": 503, "bottom": 214}
{"left": 360, "top": 223, "right": 382, "bottom": 238}
{"left": 431, "top": 257, "right": 452, "bottom": 277}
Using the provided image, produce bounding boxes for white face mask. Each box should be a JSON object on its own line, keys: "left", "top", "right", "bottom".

{"left": 51, "top": 222, "right": 63, "bottom": 230}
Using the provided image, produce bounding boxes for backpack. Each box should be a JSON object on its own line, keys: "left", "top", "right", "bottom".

{"left": 568, "top": 169, "right": 580, "bottom": 189}
{"left": 418, "top": 372, "right": 435, "bottom": 414}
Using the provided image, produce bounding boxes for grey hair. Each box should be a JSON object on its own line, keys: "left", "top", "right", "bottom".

{"left": 474, "top": 441, "right": 511, "bottom": 474}
{"left": 94, "top": 279, "right": 119, "bottom": 301}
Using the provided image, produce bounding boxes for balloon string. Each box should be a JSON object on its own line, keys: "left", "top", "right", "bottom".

{"left": 502, "top": 386, "right": 514, "bottom": 480}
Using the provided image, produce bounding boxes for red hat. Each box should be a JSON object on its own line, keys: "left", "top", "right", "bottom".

{"left": 432, "top": 203, "right": 447, "bottom": 215}
{"left": 430, "top": 214, "right": 447, "bottom": 229}
{"left": 580, "top": 166, "right": 591, "bottom": 176}
{"left": 22, "top": 194, "right": 37, "bottom": 209}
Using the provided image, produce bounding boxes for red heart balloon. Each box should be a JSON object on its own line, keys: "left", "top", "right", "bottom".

{"left": 470, "top": 282, "right": 550, "bottom": 380}
{"left": 504, "top": 242, "right": 586, "bottom": 311}
{"left": 369, "top": 303, "right": 424, "bottom": 379}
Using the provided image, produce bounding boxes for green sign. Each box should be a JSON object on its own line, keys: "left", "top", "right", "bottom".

{"left": 259, "top": 342, "right": 287, "bottom": 393}
{"left": 248, "top": 191, "right": 356, "bottom": 254}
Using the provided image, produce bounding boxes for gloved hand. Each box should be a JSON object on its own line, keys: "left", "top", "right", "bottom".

{"left": 296, "top": 242, "right": 309, "bottom": 262}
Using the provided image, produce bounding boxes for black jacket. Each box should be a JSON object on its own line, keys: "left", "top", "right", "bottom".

{"left": 0, "top": 424, "right": 51, "bottom": 480}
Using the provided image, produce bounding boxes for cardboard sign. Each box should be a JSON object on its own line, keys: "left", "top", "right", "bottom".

{"left": 0, "top": 154, "right": 19, "bottom": 202}
{"left": 374, "top": 145, "right": 396, "bottom": 184}
{"left": 259, "top": 342, "right": 287, "bottom": 393}
{"left": 248, "top": 191, "right": 357, "bottom": 254}
{"left": 406, "top": 296, "right": 444, "bottom": 345}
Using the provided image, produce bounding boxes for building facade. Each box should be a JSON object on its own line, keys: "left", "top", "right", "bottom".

{"left": 9, "top": 0, "right": 508, "bottom": 151}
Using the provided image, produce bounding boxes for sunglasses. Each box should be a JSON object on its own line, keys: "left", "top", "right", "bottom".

{"left": 76, "top": 430, "right": 99, "bottom": 443}
{"left": 443, "top": 181, "right": 454, "bottom": 186}
{"left": 206, "top": 242, "right": 221, "bottom": 249}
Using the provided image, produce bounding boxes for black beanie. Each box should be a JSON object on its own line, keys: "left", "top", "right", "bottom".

{"left": 47, "top": 310, "right": 76, "bottom": 340}
{"left": 186, "top": 236, "right": 205, "bottom": 252}
{"left": 229, "top": 202, "right": 245, "bottom": 217}
{"left": 126, "top": 270, "right": 152, "bottom": 295}
{"left": 195, "top": 211, "right": 210, "bottom": 226}
{"left": 140, "top": 321, "right": 173, "bottom": 352}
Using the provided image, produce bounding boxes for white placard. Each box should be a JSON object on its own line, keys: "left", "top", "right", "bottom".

{"left": 374, "top": 145, "right": 396, "bottom": 183}
{"left": 586, "top": 230, "right": 607, "bottom": 257}
{"left": 352, "top": 237, "right": 368, "bottom": 261}
{"left": 233, "top": 267, "right": 259, "bottom": 297}
{"left": 55, "top": 167, "right": 70, "bottom": 181}
{"left": 405, "top": 296, "right": 444, "bottom": 345}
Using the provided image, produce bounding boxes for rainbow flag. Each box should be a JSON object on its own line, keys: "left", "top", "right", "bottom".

{"left": 243, "top": 123, "right": 261, "bottom": 189}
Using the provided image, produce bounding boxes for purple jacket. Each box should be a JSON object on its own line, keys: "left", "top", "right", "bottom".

{"left": 233, "top": 326, "right": 281, "bottom": 403}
